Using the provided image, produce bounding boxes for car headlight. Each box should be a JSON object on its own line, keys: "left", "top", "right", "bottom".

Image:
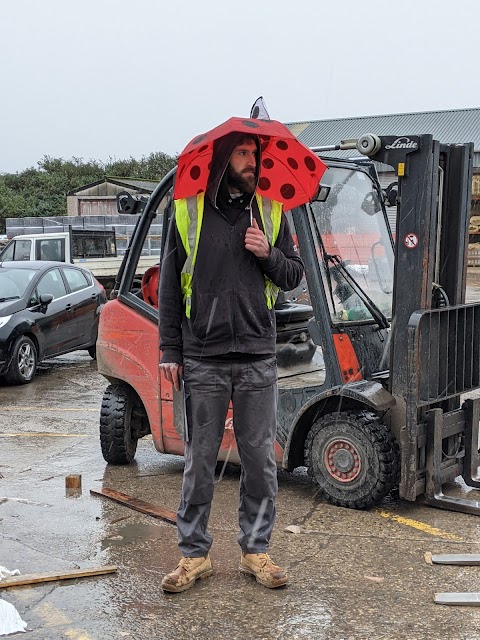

{"left": 0, "top": 315, "right": 12, "bottom": 329}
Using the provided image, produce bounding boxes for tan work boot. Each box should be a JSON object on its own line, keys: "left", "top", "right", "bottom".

{"left": 161, "top": 555, "right": 213, "bottom": 593}
{"left": 239, "top": 552, "right": 288, "bottom": 588}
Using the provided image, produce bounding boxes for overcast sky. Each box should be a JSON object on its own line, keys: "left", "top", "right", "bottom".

{"left": 1, "top": 0, "right": 479, "bottom": 173}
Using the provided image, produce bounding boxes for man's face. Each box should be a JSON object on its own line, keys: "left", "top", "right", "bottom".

{"left": 227, "top": 140, "right": 257, "bottom": 194}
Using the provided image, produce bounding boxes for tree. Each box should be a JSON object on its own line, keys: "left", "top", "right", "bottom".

{"left": 0, "top": 151, "right": 177, "bottom": 232}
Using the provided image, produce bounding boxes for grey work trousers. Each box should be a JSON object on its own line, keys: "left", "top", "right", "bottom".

{"left": 177, "top": 356, "right": 278, "bottom": 557}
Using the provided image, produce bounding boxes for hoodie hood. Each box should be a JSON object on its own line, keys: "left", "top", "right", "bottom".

{"left": 205, "top": 131, "right": 261, "bottom": 209}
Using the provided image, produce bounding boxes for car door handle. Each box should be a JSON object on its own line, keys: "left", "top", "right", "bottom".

{"left": 65, "top": 304, "right": 72, "bottom": 311}
{"left": 91, "top": 294, "right": 97, "bottom": 299}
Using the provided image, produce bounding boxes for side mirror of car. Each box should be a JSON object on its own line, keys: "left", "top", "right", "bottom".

{"left": 39, "top": 293, "right": 54, "bottom": 306}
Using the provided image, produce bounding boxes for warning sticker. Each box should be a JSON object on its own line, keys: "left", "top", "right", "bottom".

{"left": 404, "top": 233, "right": 418, "bottom": 249}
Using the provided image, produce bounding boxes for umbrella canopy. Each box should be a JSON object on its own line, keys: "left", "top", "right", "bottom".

{"left": 174, "top": 117, "right": 327, "bottom": 211}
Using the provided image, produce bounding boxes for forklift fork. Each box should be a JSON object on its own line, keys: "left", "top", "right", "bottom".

{"left": 405, "top": 303, "right": 480, "bottom": 515}
{"left": 425, "top": 401, "right": 480, "bottom": 515}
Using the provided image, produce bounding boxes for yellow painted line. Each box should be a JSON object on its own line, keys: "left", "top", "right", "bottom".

{"left": 65, "top": 630, "right": 93, "bottom": 640}
{"left": 377, "top": 509, "right": 462, "bottom": 541}
{"left": 35, "top": 601, "right": 71, "bottom": 626}
{"left": 0, "top": 407, "right": 98, "bottom": 412}
{"left": 0, "top": 433, "right": 88, "bottom": 438}
{"left": 35, "top": 603, "right": 93, "bottom": 639}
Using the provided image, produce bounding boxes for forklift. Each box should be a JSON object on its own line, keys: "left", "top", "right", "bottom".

{"left": 96, "top": 132, "right": 480, "bottom": 514}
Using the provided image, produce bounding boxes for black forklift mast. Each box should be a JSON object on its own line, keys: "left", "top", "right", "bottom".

{"left": 369, "top": 135, "right": 480, "bottom": 512}
{"left": 370, "top": 136, "right": 473, "bottom": 397}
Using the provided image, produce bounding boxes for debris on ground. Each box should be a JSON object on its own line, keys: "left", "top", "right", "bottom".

{"left": 0, "top": 599, "right": 27, "bottom": 635}
{"left": 90, "top": 487, "right": 176, "bottom": 524}
{"left": 0, "top": 566, "right": 117, "bottom": 589}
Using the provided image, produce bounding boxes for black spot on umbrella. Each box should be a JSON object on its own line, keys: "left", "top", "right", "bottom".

{"left": 276, "top": 140, "right": 288, "bottom": 151}
{"left": 258, "top": 177, "right": 271, "bottom": 191}
{"left": 280, "top": 183, "right": 296, "bottom": 200}
{"left": 197, "top": 189, "right": 204, "bottom": 194}
{"left": 252, "top": 106, "right": 260, "bottom": 118}
{"left": 190, "top": 165, "right": 201, "bottom": 180}
{"left": 193, "top": 134, "right": 207, "bottom": 145}
{"left": 262, "top": 158, "right": 274, "bottom": 169}
{"left": 304, "top": 156, "right": 316, "bottom": 171}
{"left": 198, "top": 145, "right": 209, "bottom": 153}
{"left": 242, "top": 120, "right": 259, "bottom": 128}
{"left": 287, "top": 157, "right": 299, "bottom": 170}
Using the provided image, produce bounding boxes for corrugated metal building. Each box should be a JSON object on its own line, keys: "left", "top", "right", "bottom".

{"left": 286, "top": 107, "right": 480, "bottom": 235}
{"left": 286, "top": 107, "right": 480, "bottom": 168}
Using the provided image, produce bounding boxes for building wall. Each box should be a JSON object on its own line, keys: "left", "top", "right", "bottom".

{"left": 66, "top": 184, "right": 148, "bottom": 217}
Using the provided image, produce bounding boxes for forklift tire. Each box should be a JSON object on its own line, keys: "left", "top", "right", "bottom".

{"left": 100, "top": 385, "right": 139, "bottom": 464}
{"left": 305, "top": 410, "right": 400, "bottom": 509}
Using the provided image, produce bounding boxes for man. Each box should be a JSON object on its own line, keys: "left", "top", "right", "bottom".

{"left": 159, "top": 131, "right": 304, "bottom": 592}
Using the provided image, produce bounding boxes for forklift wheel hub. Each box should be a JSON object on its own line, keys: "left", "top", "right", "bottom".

{"left": 324, "top": 440, "right": 361, "bottom": 483}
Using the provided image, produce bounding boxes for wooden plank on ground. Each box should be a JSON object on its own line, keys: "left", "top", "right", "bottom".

{"left": 0, "top": 565, "right": 117, "bottom": 589}
{"left": 90, "top": 487, "right": 177, "bottom": 525}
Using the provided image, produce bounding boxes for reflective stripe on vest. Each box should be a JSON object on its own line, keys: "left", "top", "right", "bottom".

{"left": 174, "top": 193, "right": 282, "bottom": 318}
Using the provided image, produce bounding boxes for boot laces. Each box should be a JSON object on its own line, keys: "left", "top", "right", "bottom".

{"left": 257, "top": 553, "right": 274, "bottom": 569}
{"left": 178, "top": 557, "right": 201, "bottom": 573}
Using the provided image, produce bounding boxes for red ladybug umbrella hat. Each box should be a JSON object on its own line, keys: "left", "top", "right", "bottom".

{"left": 174, "top": 117, "right": 327, "bottom": 211}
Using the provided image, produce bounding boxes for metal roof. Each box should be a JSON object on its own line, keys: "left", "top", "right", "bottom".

{"left": 285, "top": 107, "right": 480, "bottom": 161}
{"left": 69, "top": 177, "right": 159, "bottom": 196}
{"left": 107, "top": 177, "right": 159, "bottom": 192}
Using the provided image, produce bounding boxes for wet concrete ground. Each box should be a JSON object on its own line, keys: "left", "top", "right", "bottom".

{"left": 1, "top": 280, "right": 480, "bottom": 639}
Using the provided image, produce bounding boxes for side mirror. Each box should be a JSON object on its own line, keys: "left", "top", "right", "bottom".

{"left": 40, "top": 293, "right": 54, "bottom": 306}
{"left": 116, "top": 191, "right": 148, "bottom": 215}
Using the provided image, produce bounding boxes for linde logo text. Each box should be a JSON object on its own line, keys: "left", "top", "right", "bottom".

{"left": 385, "top": 137, "right": 418, "bottom": 150}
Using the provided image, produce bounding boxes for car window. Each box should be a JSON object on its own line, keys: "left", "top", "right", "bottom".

{"left": 0, "top": 268, "right": 36, "bottom": 298}
{"left": 63, "top": 268, "right": 90, "bottom": 292}
{"left": 37, "top": 238, "right": 65, "bottom": 261}
{"left": 0, "top": 274, "right": 21, "bottom": 298}
{"left": 0, "top": 243, "right": 15, "bottom": 261}
{"left": 1, "top": 239, "right": 31, "bottom": 261}
{"left": 36, "top": 268, "right": 67, "bottom": 299}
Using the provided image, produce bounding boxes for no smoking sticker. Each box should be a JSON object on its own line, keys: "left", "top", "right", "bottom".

{"left": 404, "top": 233, "right": 418, "bottom": 249}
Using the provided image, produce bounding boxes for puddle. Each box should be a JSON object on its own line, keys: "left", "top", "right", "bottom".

{"left": 100, "top": 522, "right": 164, "bottom": 550}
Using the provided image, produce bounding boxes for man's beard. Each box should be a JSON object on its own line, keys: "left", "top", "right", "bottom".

{"left": 227, "top": 165, "right": 256, "bottom": 195}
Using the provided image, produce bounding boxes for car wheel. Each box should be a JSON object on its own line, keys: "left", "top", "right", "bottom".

{"left": 100, "top": 385, "right": 140, "bottom": 464}
{"left": 5, "top": 335, "right": 38, "bottom": 384}
{"left": 305, "top": 410, "right": 400, "bottom": 509}
{"left": 87, "top": 345, "right": 96, "bottom": 359}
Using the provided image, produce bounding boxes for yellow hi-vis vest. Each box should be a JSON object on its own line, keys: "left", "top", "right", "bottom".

{"left": 174, "top": 192, "right": 283, "bottom": 318}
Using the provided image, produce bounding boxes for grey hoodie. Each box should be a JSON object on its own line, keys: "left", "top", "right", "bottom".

{"left": 159, "top": 132, "right": 304, "bottom": 363}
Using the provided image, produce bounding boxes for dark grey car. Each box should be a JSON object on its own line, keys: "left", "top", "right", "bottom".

{"left": 0, "top": 261, "right": 107, "bottom": 384}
